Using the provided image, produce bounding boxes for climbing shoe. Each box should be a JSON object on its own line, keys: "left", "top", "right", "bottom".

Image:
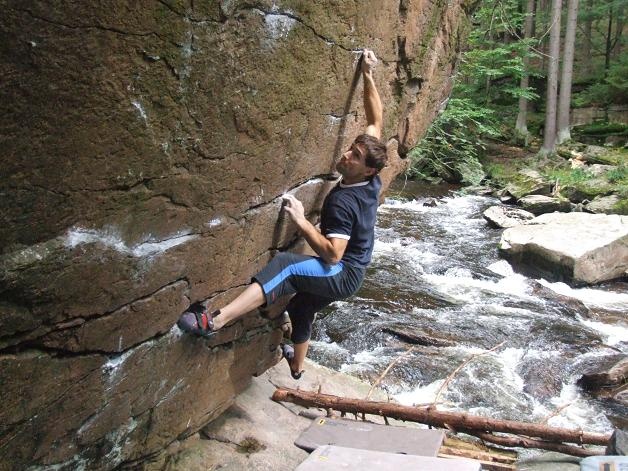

{"left": 177, "top": 303, "right": 220, "bottom": 338}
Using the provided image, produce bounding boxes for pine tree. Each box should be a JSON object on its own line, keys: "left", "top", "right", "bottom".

{"left": 515, "top": 0, "right": 537, "bottom": 141}
{"left": 540, "top": 0, "right": 562, "bottom": 156}
{"left": 557, "top": 0, "right": 579, "bottom": 144}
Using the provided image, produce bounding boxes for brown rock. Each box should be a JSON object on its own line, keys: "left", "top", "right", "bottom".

{"left": 578, "top": 355, "right": 628, "bottom": 395}
{"left": 0, "top": 1, "right": 476, "bottom": 468}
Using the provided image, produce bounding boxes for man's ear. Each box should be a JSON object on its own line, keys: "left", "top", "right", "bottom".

{"left": 365, "top": 167, "right": 377, "bottom": 178}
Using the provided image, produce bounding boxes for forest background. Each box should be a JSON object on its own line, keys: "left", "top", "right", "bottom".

{"left": 408, "top": 0, "right": 627, "bottom": 213}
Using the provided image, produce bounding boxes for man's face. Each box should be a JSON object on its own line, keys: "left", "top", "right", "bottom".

{"left": 336, "top": 142, "right": 377, "bottom": 181}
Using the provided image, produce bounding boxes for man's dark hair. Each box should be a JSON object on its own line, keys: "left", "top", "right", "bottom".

{"left": 354, "top": 134, "right": 387, "bottom": 172}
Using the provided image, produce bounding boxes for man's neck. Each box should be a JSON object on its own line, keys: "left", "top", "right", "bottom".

{"left": 341, "top": 176, "right": 370, "bottom": 186}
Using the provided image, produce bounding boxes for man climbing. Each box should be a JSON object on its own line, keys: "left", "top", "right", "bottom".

{"left": 177, "top": 49, "right": 387, "bottom": 379}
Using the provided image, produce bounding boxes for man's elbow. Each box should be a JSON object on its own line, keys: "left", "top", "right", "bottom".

{"left": 322, "top": 251, "right": 342, "bottom": 265}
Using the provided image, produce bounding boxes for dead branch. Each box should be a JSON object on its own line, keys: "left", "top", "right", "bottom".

{"left": 365, "top": 345, "right": 417, "bottom": 400}
{"left": 541, "top": 402, "right": 574, "bottom": 425}
{"left": 460, "top": 429, "right": 604, "bottom": 458}
{"left": 433, "top": 341, "right": 506, "bottom": 406}
{"left": 272, "top": 388, "right": 611, "bottom": 448}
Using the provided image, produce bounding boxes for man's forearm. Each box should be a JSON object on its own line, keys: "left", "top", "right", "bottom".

{"left": 294, "top": 218, "right": 341, "bottom": 265}
{"left": 363, "top": 71, "right": 383, "bottom": 133}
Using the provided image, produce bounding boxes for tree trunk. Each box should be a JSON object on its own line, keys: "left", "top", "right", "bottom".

{"left": 582, "top": 0, "right": 593, "bottom": 77}
{"left": 557, "top": 0, "right": 579, "bottom": 144}
{"left": 612, "top": 2, "right": 624, "bottom": 60}
{"left": 540, "top": 0, "right": 562, "bottom": 156}
{"left": 539, "top": 0, "right": 550, "bottom": 72}
{"left": 272, "top": 388, "right": 612, "bottom": 447}
{"left": 605, "top": 2, "right": 614, "bottom": 73}
{"left": 515, "top": 0, "right": 537, "bottom": 139}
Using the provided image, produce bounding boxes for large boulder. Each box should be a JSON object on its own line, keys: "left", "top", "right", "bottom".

{"left": 499, "top": 213, "right": 628, "bottom": 284}
{"left": 518, "top": 195, "right": 572, "bottom": 216}
{"left": 0, "top": 1, "right": 475, "bottom": 469}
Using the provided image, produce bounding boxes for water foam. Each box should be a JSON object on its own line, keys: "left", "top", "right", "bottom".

{"left": 578, "top": 318, "right": 628, "bottom": 346}
{"left": 538, "top": 279, "right": 628, "bottom": 312}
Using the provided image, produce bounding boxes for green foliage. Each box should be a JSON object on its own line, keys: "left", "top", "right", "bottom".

{"left": 574, "top": 56, "right": 628, "bottom": 106}
{"left": 544, "top": 167, "right": 593, "bottom": 185}
{"left": 407, "top": 0, "right": 541, "bottom": 184}
{"left": 607, "top": 165, "right": 627, "bottom": 184}
{"left": 408, "top": 98, "right": 498, "bottom": 185}
{"left": 574, "top": 122, "right": 628, "bottom": 136}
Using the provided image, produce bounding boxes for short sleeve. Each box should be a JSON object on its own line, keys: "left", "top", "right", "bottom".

{"left": 322, "top": 196, "right": 354, "bottom": 240}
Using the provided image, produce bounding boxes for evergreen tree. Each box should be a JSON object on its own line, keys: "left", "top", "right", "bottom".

{"left": 557, "top": 0, "right": 580, "bottom": 144}
{"left": 540, "top": 0, "right": 562, "bottom": 156}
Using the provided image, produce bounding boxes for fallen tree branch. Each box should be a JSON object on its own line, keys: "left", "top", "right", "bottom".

{"left": 366, "top": 345, "right": 417, "bottom": 400}
{"left": 460, "top": 429, "right": 603, "bottom": 458}
{"left": 541, "top": 401, "right": 574, "bottom": 425}
{"left": 433, "top": 341, "right": 506, "bottom": 406}
{"left": 271, "top": 388, "right": 611, "bottom": 447}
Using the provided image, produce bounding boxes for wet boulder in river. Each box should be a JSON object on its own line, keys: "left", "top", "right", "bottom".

{"left": 518, "top": 195, "right": 572, "bottom": 216}
{"left": 483, "top": 205, "right": 535, "bottom": 228}
{"left": 383, "top": 324, "right": 457, "bottom": 347}
{"left": 577, "top": 355, "right": 628, "bottom": 401}
{"left": 499, "top": 213, "right": 628, "bottom": 285}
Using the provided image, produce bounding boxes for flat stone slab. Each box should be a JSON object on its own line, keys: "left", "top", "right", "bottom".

{"left": 483, "top": 205, "right": 536, "bottom": 228}
{"left": 296, "top": 445, "right": 481, "bottom": 471}
{"left": 518, "top": 195, "right": 572, "bottom": 215}
{"left": 499, "top": 213, "right": 628, "bottom": 284}
{"left": 294, "top": 417, "right": 445, "bottom": 456}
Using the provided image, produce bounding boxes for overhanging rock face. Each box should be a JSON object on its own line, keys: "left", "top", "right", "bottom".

{"left": 1, "top": 1, "right": 475, "bottom": 469}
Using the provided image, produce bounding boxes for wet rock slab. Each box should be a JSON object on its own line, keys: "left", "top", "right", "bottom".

{"left": 499, "top": 213, "right": 628, "bottom": 285}
{"left": 383, "top": 324, "right": 457, "bottom": 347}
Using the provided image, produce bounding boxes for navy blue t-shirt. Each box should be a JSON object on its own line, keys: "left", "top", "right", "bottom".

{"left": 320, "top": 175, "right": 381, "bottom": 268}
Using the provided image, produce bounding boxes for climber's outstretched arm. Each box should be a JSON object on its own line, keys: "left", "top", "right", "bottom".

{"left": 361, "top": 49, "right": 382, "bottom": 139}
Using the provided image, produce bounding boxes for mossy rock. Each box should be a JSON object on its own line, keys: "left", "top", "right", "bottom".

{"left": 558, "top": 185, "right": 594, "bottom": 203}
{"left": 586, "top": 195, "right": 628, "bottom": 215}
{"left": 505, "top": 169, "right": 552, "bottom": 199}
{"left": 572, "top": 177, "right": 616, "bottom": 200}
{"left": 581, "top": 146, "right": 626, "bottom": 165}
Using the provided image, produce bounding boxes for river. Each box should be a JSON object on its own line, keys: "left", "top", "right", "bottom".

{"left": 309, "top": 179, "right": 628, "bottom": 435}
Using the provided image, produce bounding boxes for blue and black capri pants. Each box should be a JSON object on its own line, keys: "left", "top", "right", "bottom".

{"left": 252, "top": 252, "right": 365, "bottom": 343}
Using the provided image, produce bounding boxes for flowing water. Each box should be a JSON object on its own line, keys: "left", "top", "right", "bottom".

{"left": 309, "top": 179, "right": 628, "bottom": 434}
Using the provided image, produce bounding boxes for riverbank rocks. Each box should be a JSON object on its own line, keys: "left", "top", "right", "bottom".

{"left": 499, "top": 213, "right": 628, "bottom": 284}
{"left": 577, "top": 355, "right": 628, "bottom": 398}
{"left": 518, "top": 195, "right": 572, "bottom": 216}
{"left": 582, "top": 145, "right": 612, "bottom": 164}
{"left": 587, "top": 194, "right": 624, "bottom": 215}
{"left": 1, "top": 1, "right": 476, "bottom": 469}
{"left": 483, "top": 206, "right": 535, "bottom": 228}
{"left": 504, "top": 169, "right": 553, "bottom": 200}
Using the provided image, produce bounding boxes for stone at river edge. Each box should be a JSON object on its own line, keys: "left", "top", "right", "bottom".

{"left": 0, "top": 2, "right": 476, "bottom": 469}
{"left": 518, "top": 195, "right": 572, "bottom": 216}
{"left": 504, "top": 169, "right": 553, "bottom": 200}
{"left": 587, "top": 194, "right": 627, "bottom": 215}
{"left": 483, "top": 205, "right": 536, "bottom": 228}
{"left": 499, "top": 213, "right": 628, "bottom": 284}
